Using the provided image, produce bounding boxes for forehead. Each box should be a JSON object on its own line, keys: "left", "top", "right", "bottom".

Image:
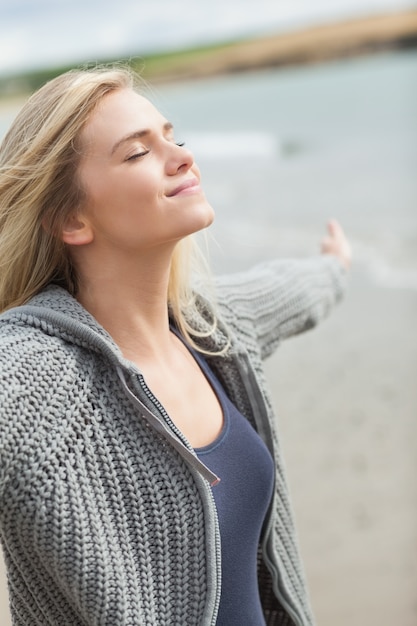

{"left": 80, "top": 88, "right": 166, "bottom": 150}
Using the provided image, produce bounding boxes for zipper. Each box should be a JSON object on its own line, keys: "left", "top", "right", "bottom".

{"left": 237, "top": 352, "right": 305, "bottom": 626}
{"left": 116, "top": 366, "right": 220, "bottom": 486}
{"left": 116, "top": 365, "right": 222, "bottom": 624}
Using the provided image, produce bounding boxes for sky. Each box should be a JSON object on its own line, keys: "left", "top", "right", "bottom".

{"left": 0, "top": 0, "right": 416, "bottom": 76}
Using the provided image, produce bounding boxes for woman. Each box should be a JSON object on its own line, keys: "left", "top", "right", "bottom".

{"left": 0, "top": 67, "right": 351, "bottom": 625}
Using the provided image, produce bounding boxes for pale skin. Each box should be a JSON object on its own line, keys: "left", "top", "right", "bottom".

{"left": 61, "top": 87, "right": 352, "bottom": 448}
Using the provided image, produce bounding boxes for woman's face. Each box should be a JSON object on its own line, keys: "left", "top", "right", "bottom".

{"left": 75, "top": 88, "right": 214, "bottom": 255}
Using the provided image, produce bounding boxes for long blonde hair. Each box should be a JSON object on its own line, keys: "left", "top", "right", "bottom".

{"left": 0, "top": 66, "right": 221, "bottom": 350}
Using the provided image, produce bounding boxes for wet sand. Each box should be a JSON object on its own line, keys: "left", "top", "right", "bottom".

{"left": 1, "top": 271, "right": 416, "bottom": 625}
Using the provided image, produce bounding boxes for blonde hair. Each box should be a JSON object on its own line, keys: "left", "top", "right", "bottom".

{"left": 0, "top": 66, "right": 223, "bottom": 351}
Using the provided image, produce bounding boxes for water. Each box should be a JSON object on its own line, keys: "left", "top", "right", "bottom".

{"left": 1, "top": 49, "right": 416, "bottom": 287}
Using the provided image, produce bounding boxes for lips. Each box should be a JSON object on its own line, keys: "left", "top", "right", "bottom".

{"left": 166, "top": 177, "right": 200, "bottom": 197}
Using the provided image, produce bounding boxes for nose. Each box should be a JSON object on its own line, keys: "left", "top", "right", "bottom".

{"left": 166, "top": 142, "right": 194, "bottom": 175}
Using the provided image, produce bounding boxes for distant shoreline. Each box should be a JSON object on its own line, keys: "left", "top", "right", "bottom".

{"left": 0, "top": 9, "right": 416, "bottom": 100}
{"left": 139, "top": 8, "right": 417, "bottom": 83}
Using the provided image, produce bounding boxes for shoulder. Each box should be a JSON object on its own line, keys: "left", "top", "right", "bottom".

{"left": 0, "top": 316, "right": 91, "bottom": 427}
{"left": 0, "top": 315, "right": 74, "bottom": 374}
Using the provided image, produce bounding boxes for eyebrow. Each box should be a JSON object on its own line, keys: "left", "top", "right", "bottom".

{"left": 111, "top": 121, "right": 174, "bottom": 155}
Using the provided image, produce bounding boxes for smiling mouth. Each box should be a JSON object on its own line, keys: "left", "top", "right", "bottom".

{"left": 166, "top": 178, "right": 201, "bottom": 197}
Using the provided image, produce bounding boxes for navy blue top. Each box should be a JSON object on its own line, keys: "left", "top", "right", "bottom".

{"left": 191, "top": 350, "right": 275, "bottom": 626}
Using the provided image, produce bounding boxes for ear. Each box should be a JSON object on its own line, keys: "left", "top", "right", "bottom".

{"left": 60, "top": 213, "right": 94, "bottom": 246}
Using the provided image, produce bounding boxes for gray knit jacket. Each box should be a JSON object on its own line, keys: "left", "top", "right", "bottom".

{"left": 0, "top": 256, "right": 346, "bottom": 626}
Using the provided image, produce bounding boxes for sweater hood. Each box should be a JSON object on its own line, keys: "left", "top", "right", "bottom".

{"left": 1, "top": 283, "right": 234, "bottom": 357}
{"left": 0, "top": 284, "right": 135, "bottom": 370}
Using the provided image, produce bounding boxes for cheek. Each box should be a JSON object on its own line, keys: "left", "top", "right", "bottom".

{"left": 77, "top": 158, "right": 163, "bottom": 230}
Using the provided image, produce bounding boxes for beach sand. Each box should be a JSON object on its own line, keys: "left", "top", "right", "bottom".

{"left": 0, "top": 271, "right": 416, "bottom": 625}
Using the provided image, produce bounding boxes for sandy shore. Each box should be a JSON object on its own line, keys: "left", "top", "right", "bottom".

{"left": 1, "top": 271, "right": 416, "bottom": 625}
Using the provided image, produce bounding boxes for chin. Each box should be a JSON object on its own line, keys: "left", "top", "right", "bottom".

{"left": 203, "top": 200, "right": 215, "bottom": 223}
{"left": 204, "top": 204, "right": 215, "bottom": 225}
{"left": 190, "top": 201, "right": 215, "bottom": 230}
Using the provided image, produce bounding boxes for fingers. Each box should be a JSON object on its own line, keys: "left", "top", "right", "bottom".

{"left": 327, "top": 219, "right": 342, "bottom": 238}
{"left": 320, "top": 236, "right": 332, "bottom": 254}
{"left": 321, "top": 219, "right": 352, "bottom": 270}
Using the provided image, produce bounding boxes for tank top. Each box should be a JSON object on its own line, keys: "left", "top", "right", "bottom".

{"left": 191, "top": 349, "right": 275, "bottom": 626}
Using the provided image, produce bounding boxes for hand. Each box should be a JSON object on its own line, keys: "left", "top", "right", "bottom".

{"left": 320, "top": 219, "right": 352, "bottom": 270}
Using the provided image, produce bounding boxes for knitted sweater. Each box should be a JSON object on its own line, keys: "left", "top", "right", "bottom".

{"left": 0, "top": 256, "right": 346, "bottom": 626}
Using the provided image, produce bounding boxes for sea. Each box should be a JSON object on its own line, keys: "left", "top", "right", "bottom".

{"left": 1, "top": 48, "right": 416, "bottom": 289}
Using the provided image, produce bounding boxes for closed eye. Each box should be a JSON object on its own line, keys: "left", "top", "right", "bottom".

{"left": 126, "top": 150, "right": 150, "bottom": 161}
{"left": 126, "top": 139, "right": 185, "bottom": 162}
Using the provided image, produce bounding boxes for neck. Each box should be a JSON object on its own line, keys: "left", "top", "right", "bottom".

{"left": 74, "top": 248, "right": 175, "bottom": 360}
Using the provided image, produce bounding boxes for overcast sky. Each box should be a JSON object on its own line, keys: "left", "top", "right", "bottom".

{"left": 0, "top": 0, "right": 416, "bottom": 76}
